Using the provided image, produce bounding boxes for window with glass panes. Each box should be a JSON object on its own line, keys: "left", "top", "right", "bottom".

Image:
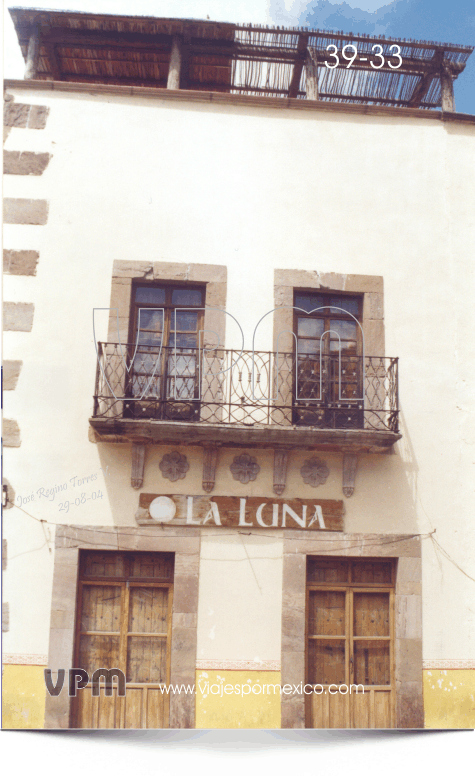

{"left": 293, "top": 291, "right": 363, "bottom": 427}
{"left": 126, "top": 284, "right": 204, "bottom": 417}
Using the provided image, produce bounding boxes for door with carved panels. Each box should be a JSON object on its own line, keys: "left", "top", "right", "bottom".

{"left": 72, "top": 551, "right": 174, "bottom": 729}
{"left": 306, "top": 557, "right": 395, "bottom": 729}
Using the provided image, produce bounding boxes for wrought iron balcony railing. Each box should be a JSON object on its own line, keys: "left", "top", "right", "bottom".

{"left": 92, "top": 343, "right": 399, "bottom": 433}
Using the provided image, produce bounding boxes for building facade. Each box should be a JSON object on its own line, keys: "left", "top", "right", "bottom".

{"left": 3, "top": 8, "right": 475, "bottom": 730}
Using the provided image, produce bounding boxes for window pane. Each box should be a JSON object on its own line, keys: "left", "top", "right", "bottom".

{"left": 127, "top": 636, "right": 168, "bottom": 683}
{"left": 307, "top": 640, "right": 345, "bottom": 685}
{"left": 128, "top": 587, "right": 169, "bottom": 634}
{"left": 171, "top": 311, "right": 199, "bottom": 332}
{"left": 133, "top": 352, "right": 161, "bottom": 374}
{"left": 329, "top": 296, "right": 359, "bottom": 316}
{"left": 354, "top": 641, "right": 390, "bottom": 686}
{"left": 308, "top": 591, "right": 346, "bottom": 636}
{"left": 138, "top": 310, "right": 163, "bottom": 331}
{"left": 353, "top": 593, "right": 390, "bottom": 637}
{"left": 137, "top": 330, "right": 162, "bottom": 347}
{"left": 329, "top": 320, "right": 357, "bottom": 340}
{"left": 297, "top": 339, "right": 320, "bottom": 355}
{"left": 81, "top": 585, "right": 121, "bottom": 632}
{"left": 295, "top": 293, "right": 324, "bottom": 312}
{"left": 168, "top": 377, "right": 196, "bottom": 400}
{"left": 330, "top": 340, "right": 357, "bottom": 355}
{"left": 297, "top": 318, "right": 324, "bottom": 338}
{"left": 171, "top": 289, "right": 202, "bottom": 306}
{"left": 135, "top": 287, "right": 166, "bottom": 305}
{"left": 169, "top": 333, "right": 198, "bottom": 348}
{"left": 168, "top": 354, "right": 196, "bottom": 374}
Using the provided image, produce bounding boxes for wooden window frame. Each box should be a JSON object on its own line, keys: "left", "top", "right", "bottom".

{"left": 126, "top": 281, "right": 207, "bottom": 417}
{"left": 292, "top": 289, "right": 365, "bottom": 426}
{"left": 128, "top": 281, "right": 206, "bottom": 348}
{"left": 273, "top": 269, "right": 385, "bottom": 359}
{"left": 107, "top": 260, "right": 227, "bottom": 352}
{"left": 293, "top": 289, "right": 364, "bottom": 357}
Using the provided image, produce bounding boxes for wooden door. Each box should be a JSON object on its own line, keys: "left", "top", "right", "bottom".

{"left": 72, "top": 551, "right": 174, "bottom": 729}
{"left": 306, "top": 557, "right": 395, "bottom": 729}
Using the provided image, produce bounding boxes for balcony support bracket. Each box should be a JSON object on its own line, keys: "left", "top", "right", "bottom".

{"left": 273, "top": 448, "right": 290, "bottom": 495}
{"left": 202, "top": 446, "right": 220, "bottom": 493}
{"left": 131, "top": 443, "right": 146, "bottom": 489}
{"left": 342, "top": 453, "right": 358, "bottom": 498}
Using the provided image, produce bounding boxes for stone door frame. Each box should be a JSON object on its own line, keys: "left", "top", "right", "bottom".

{"left": 44, "top": 524, "right": 200, "bottom": 729}
{"left": 280, "top": 531, "right": 423, "bottom": 729}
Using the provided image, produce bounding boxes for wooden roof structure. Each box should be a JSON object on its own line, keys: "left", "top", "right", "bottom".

{"left": 10, "top": 7, "right": 474, "bottom": 111}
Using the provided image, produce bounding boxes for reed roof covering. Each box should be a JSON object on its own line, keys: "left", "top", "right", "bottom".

{"left": 10, "top": 7, "right": 474, "bottom": 109}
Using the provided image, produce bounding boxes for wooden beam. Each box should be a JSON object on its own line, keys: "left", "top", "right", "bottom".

{"left": 180, "top": 28, "right": 192, "bottom": 90}
{"left": 408, "top": 72, "right": 435, "bottom": 108}
{"left": 306, "top": 47, "right": 319, "bottom": 101}
{"left": 44, "top": 42, "right": 62, "bottom": 81}
{"left": 55, "top": 74, "right": 169, "bottom": 87}
{"left": 409, "top": 51, "right": 442, "bottom": 108}
{"left": 289, "top": 33, "right": 308, "bottom": 99}
{"left": 440, "top": 63, "right": 455, "bottom": 112}
{"left": 34, "top": 28, "right": 175, "bottom": 50}
{"left": 24, "top": 26, "right": 40, "bottom": 79}
{"left": 167, "top": 35, "right": 183, "bottom": 89}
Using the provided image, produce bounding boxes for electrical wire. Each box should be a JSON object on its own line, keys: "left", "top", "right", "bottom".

{"left": 4, "top": 499, "right": 474, "bottom": 582}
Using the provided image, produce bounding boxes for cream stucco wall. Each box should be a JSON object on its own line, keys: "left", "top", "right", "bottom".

{"left": 3, "top": 87, "right": 474, "bottom": 671}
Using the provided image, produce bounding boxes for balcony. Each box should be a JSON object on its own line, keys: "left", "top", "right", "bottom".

{"left": 89, "top": 343, "right": 401, "bottom": 454}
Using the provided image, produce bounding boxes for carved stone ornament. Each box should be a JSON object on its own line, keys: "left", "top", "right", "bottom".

{"left": 131, "top": 443, "right": 146, "bottom": 490}
{"left": 230, "top": 454, "right": 260, "bottom": 484}
{"left": 273, "top": 449, "right": 289, "bottom": 495}
{"left": 159, "top": 451, "right": 189, "bottom": 482}
{"left": 300, "top": 457, "right": 330, "bottom": 487}
{"left": 202, "top": 447, "right": 219, "bottom": 493}
{"left": 342, "top": 453, "right": 358, "bottom": 498}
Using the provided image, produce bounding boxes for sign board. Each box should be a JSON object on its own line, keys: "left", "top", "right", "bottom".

{"left": 136, "top": 494, "right": 344, "bottom": 531}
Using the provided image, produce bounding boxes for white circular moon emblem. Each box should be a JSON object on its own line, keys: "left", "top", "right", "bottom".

{"left": 149, "top": 496, "right": 176, "bottom": 523}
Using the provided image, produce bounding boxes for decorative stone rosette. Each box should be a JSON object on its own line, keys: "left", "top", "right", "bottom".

{"left": 159, "top": 451, "right": 189, "bottom": 482}
{"left": 300, "top": 457, "right": 329, "bottom": 487}
{"left": 230, "top": 454, "right": 260, "bottom": 484}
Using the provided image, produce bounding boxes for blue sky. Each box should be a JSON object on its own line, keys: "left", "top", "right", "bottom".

{"left": 290, "top": 1, "right": 475, "bottom": 113}
{"left": 3, "top": 1, "right": 474, "bottom": 113}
